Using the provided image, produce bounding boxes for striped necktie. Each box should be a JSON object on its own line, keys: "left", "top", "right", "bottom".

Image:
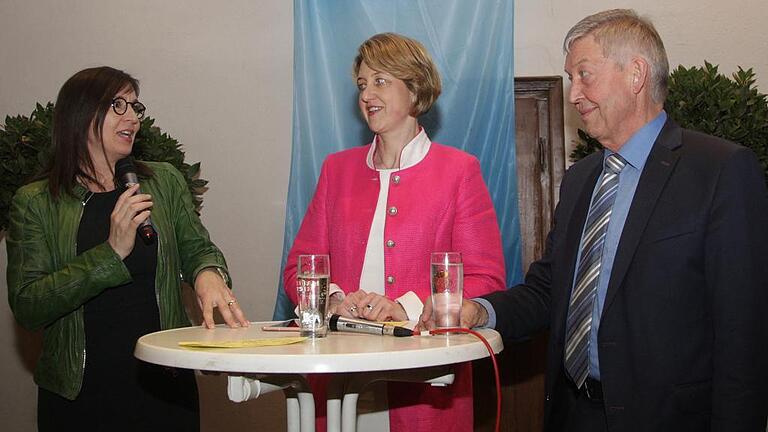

{"left": 564, "top": 153, "right": 627, "bottom": 388}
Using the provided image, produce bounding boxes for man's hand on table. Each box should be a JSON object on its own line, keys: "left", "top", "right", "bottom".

{"left": 414, "top": 297, "right": 489, "bottom": 332}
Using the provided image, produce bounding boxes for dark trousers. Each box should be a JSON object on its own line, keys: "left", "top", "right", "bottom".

{"left": 547, "top": 372, "right": 608, "bottom": 432}
{"left": 38, "top": 364, "right": 199, "bottom": 432}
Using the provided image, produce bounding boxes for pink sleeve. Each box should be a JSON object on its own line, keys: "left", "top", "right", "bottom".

{"left": 283, "top": 159, "right": 331, "bottom": 305}
{"left": 453, "top": 157, "right": 507, "bottom": 298}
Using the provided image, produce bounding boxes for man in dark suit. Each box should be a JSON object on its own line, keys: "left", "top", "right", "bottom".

{"left": 419, "top": 9, "right": 768, "bottom": 432}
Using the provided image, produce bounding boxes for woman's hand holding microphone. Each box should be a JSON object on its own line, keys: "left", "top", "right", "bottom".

{"left": 107, "top": 184, "right": 153, "bottom": 259}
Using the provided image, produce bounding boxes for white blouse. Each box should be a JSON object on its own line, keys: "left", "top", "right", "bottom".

{"left": 357, "top": 129, "right": 431, "bottom": 320}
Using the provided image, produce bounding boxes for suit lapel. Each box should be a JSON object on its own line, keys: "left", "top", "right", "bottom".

{"left": 602, "top": 121, "right": 682, "bottom": 313}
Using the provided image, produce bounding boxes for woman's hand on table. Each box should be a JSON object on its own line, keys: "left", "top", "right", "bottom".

{"left": 194, "top": 269, "right": 250, "bottom": 329}
{"left": 326, "top": 291, "right": 346, "bottom": 317}
{"left": 328, "top": 289, "right": 368, "bottom": 319}
{"left": 354, "top": 291, "right": 408, "bottom": 322}
{"left": 356, "top": 292, "right": 408, "bottom": 322}
{"left": 328, "top": 290, "right": 407, "bottom": 322}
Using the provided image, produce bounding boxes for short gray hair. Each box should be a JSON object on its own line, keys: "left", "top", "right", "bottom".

{"left": 563, "top": 9, "right": 669, "bottom": 103}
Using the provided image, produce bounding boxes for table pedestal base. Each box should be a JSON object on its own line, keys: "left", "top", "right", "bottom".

{"left": 227, "top": 367, "right": 454, "bottom": 432}
{"left": 228, "top": 374, "right": 315, "bottom": 432}
{"left": 328, "top": 366, "right": 455, "bottom": 432}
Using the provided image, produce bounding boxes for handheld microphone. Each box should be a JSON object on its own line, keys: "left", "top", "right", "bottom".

{"left": 115, "top": 157, "right": 157, "bottom": 245}
{"left": 328, "top": 314, "right": 413, "bottom": 337}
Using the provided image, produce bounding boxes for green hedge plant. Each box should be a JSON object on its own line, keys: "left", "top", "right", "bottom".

{"left": 570, "top": 62, "right": 768, "bottom": 181}
{"left": 0, "top": 102, "right": 207, "bottom": 231}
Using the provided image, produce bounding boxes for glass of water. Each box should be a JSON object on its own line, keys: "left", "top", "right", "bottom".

{"left": 430, "top": 252, "right": 463, "bottom": 329}
{"left": 297, "top": 254, "right": 330, "bottom": 338}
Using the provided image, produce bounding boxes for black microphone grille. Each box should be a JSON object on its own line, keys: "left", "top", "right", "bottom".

{"left": 328, "top": 314, "right": 341, "bottom": 331}
{"left": 115, "top": 157, "right": 137, "bottom": 179}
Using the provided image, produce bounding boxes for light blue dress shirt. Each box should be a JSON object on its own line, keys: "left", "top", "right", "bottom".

{"left": 583, "top": 111, "right": 666, "bottom": 380}
{"left": 476, "top": 111, "right": 667, "bottom": 382}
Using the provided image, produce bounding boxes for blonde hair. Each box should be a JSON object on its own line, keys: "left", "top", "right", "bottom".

{"left": 353, "top": 32, "right": 441, "bottom": 117}
{"left": 564, "top": 9, "right": 669, "bottom": 103}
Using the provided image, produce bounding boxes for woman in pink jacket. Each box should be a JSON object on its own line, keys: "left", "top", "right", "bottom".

{"left": 284, "top": 32, "right": 506, "bottom": 431}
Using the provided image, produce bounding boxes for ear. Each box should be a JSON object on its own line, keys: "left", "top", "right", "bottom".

{"left": 409, "top": 91, "right": 419, "bottom": 115}
{"left": 630, "top": 57, "right": 650, "bottom": 95}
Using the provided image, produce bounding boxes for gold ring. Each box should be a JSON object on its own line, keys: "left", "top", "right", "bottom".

{"left": 227, "top": 299, "right": 236, "bottom": 306}
{"left": 366, "top": 304, "right": 373, "bottom": 310}
{"left": 349, "top": 305, "right": 358, "bottom": 313}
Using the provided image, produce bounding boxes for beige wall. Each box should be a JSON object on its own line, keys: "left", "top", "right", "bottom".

{"left": 1, "top": 1, "right": 766, "bottom": 430}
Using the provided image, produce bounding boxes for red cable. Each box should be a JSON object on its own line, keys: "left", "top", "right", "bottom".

{"left": 427, "top": 328, "right": 501, "bottom": 432}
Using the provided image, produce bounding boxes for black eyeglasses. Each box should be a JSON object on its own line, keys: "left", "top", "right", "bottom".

{"left": 111, "top": 97, "right": 146, "bottom": 119}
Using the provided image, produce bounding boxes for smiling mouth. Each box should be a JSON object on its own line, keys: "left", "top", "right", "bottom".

{"left": 117, "top": 130, "right": 135, "bottom": 139}
{"left": 367, "top": 106, "right": 382, "bottom": 116}
{"left": 578, "top": 106, "right": 596, "bottom": 118}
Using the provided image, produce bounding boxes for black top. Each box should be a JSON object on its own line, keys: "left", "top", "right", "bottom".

{"left": 80, "top": 189, "right": 159, "bottom": 313}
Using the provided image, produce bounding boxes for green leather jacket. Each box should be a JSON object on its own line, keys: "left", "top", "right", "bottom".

{"left": 6, "top": 161, "right": 230, "bottom": 400}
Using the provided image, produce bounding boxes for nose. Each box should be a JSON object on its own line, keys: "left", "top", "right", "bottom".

{"left": 360, "top": 86, "right": 374, "bottom": 103}
{"left": 568, "top": 80, "right": 582, "bottom": 105}
{"left": 125, "top": 105, "right": 140, "bottom": 122}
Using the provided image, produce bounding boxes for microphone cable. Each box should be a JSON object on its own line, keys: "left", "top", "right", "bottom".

{"left": 419, "top": 327, "right": 502, "bottom": 432}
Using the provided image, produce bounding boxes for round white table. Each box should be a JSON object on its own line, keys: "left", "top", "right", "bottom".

{"left": 135, "top": 322, "right": 503, "bottom": 431}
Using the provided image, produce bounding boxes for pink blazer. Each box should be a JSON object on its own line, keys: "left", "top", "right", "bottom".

{"left": 284, "top": 142, "right": 506, "bottom": 432}
{"left": 284, "top": 142, "right": 506, "bottom": 304}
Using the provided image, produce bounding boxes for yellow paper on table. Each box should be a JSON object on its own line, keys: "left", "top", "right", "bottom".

{"left": 379, "top": 321, "right": 407, "bottom": 327}
{"left": 178, "top": 337, "right": 307, "bottom": 349}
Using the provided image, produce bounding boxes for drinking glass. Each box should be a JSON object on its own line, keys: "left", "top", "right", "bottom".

{"left": 297, "top": 254, "right": 330, "bottom": 337}
{"left": 430, "top": 252, "right": 463, "bottom": 328}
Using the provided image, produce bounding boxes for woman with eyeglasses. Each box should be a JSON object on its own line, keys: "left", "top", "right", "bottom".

{"left": 6, "top": 66, "right": 249, "bottom": 431}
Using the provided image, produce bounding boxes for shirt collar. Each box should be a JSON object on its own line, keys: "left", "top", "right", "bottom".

{"left": 606, "top": 110, "right": 667, "bottom": 171}
{"left": 366, "top": 128, "right": 432, "bottom": 171}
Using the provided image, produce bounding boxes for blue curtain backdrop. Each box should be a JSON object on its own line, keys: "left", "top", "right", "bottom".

{"left": 274, "top": 0, "right": 520, "bottom": 319}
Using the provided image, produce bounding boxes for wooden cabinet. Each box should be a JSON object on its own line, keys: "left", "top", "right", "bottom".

{"left": 474, "top": 76, "right": 565, "bottom": 432}
{"left": 513, "top": 77, "right": 565, "bottom": 272}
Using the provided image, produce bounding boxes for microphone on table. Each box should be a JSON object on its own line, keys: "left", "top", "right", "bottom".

{"left": 328, "top": 314, "right": 413, "bottom": 337}
{"left": 115, "top": 157, "right": 157, "bottom": 245}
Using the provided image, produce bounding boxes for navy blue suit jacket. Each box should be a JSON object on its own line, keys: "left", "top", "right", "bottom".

{"left": 484, "top": 119, "right": 768, "bottom": 431}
